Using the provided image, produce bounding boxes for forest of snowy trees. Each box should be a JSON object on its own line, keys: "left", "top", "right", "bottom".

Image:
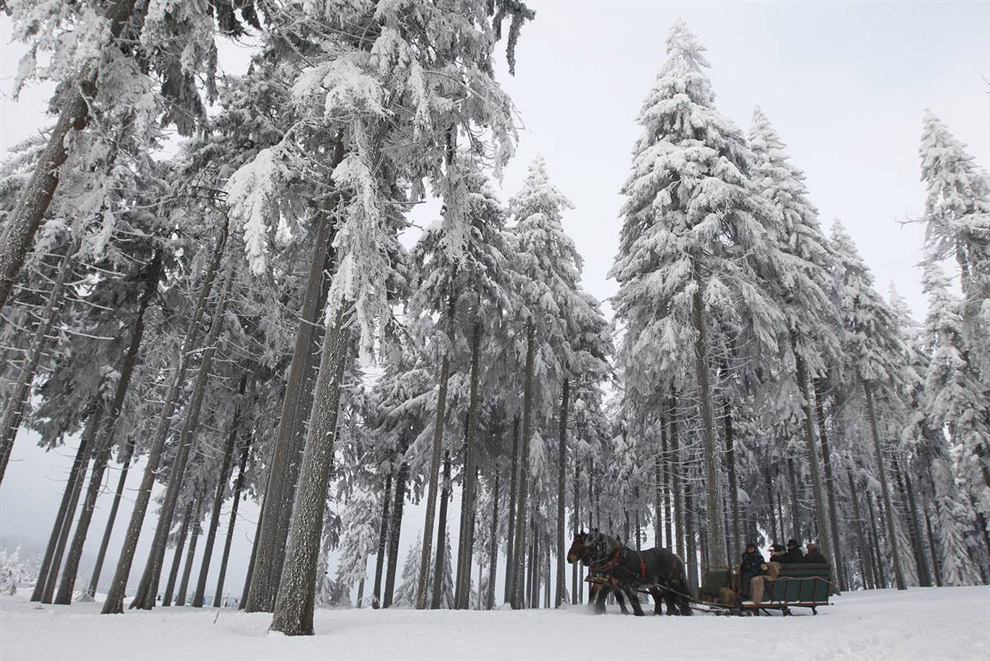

{"left": 0, "top": 0, "right": 987, "bottom": 639}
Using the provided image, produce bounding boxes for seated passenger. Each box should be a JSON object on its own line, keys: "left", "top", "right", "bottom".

{"left": 804, "top": 542, "right": 829, "bottom": 564}
{"left": 779, "top": 539, "right": 805, "bottom": 563}
{"left": 739, "top": 542, "right": 765, "bottom": 600}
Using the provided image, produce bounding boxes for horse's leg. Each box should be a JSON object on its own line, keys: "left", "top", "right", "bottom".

{"left": 625, "top": 586, "right": 645, "bottom": 616}
{"left": 593, "top": 584, "right": 608, "bottom": 614}
{"left": 613, "top": 587, "right": 630, "bottom": 615}
{"left": 649, "top": 588, "right": 664, "bottom": 615}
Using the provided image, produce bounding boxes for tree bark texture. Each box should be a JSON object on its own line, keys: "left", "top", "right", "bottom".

{"left": 431, "top": 452, "right": 452, "bottom": 610}
{"left": 794, "top": 352, "right": 832, "bottom": 572}
{"left": 269, "top": 309, "right": 350, "bottom": 635}
{"left": 175, "top": 503, "right": 202, "bottom": 606}
{"left": 372, "top": 471, "right": 392, "bottom": 608}
{"left": 383, "top": 435, "right": 409, "bottom": 609}
{"left": 416, "top": 290, "right": 456, "bottom": 610}
{"left": 813, "top": 380, "right": 846, "bottom": 591}
{"left": 246, "top": 205, "right": 336, "bottom": 613}
{"left": 163, "top": 501, "right": 193, "bottom": 607}
{"left": 504, "top": 416, "right": 520, "bottom": 604}
{"left": 554, "top": 377, "right": 569, "bottom": 608}
{"left": 214, "top": 432, "right": 252, "bottom": 607}
{"left": 691, "top": 283, "right": 727, "bottom": 569}
{"left": 511, "top": 321, "right": 536, "bottom": 609}
{"left": 30, "top": 418, "right": 94, "bottom": 602}
{"left": 455, "top": 321, "right": 483, "bottom": 609}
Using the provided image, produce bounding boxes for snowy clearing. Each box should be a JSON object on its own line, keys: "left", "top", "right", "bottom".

{"left": 3, "top": 587, "right": 989, "bottom": 661}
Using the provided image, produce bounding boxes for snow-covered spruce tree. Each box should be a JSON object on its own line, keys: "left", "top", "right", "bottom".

{"left": 830, "top": 221, "right": 908, "bottom": 590}
{"left": 919, "top": 111, "right": 990, "bottom": 372}
{"left": 921, "top": 262, "right": 990, "bottom": 529}
{"left": 0, "top": 0, "right": 262, "bottom": 309}
{"left": 0, "top": 547, "right": 31, "bottom": 595}
{"left": 610, "top": 21, "right": 785, "bottom": 571}
{"left": 749, "top": 106, "right": 843, "bottom": 584}
{"left": 505, "top": 156, "right": 586, "bottom": 607}
{"left": 407, "top": 151, "right": 511, "bottom": 610}
{"left": 407, "top": 151, "right": 517, "bottom": 609}
{"left": 261, "top": 1, "right": 533, "bottom": 635}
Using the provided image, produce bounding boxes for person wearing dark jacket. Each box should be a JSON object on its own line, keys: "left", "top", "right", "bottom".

{"left": 779, "top": 539, "right": 805, "bottom": 564}
{"left": 739, "top": 543, "right": 765, "bottom": 599}
{"left": 804, "top": 542, "right": 829, "bottom": 564}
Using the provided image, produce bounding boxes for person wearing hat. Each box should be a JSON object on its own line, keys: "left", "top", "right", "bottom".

{"left": 780, "top": 539, "right": 805, "bottom": 564}
{"left": 804, "top": 542, "right": 828, "bottom": 564}
{"left": 739, "top": 542, "right": 765, "bottom": 600}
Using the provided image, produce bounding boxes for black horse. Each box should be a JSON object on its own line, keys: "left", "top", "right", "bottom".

{"left": 566, "top": 531, "right": 643, "bottom": 615}
{"left": 584, "top": 530, "right": 693, "bottom": 616}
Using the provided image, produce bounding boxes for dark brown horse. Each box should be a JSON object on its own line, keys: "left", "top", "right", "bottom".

{"left": 583, "top": 530, "right": 692, "bottom": 616}
{"left": 567, "top": 531, "right": 652, "bottom": 615}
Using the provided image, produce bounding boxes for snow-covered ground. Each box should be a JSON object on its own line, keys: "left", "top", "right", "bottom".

{"left": 2, "top": 587, "right": 988, "bottom": 661}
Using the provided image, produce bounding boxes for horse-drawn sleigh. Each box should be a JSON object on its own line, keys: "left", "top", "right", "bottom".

{"left": 567, "top": 530, "right": 832, "bottom": 617}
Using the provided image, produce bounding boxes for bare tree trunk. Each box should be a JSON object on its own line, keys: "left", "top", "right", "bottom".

{"left": 372, "top": 471, "right": 392, "bottom": 608}
{"left": 132, "top": 266, "right": 234, "bottom": 610}
{"left": 863, "top": 381, "right": 906, "bottom": 590}
{"left": 794, "top": 352, "right": 832, "bottom": 573}
{"left": 847, "top": 468, "right": 873, "bottom": 590}
{"left": 511, "top": 321, "right": 536, "bottom": 609}
{"left": 431, "top": 452, "right": 452, "bottom": 609}
{"left": 192, "top": 378, "right": 247, "bottom": 607}
{"left": 0, "top": 238, "right": 78, "bottom": 483}
{"left": 504, "top": 416, "right": 520, "bottom": 604}
{"left": 416, "top": 287, "right": 457, "bottom": 610}
{"left": 246, "top": 197, "right": 338, "bottom": 613}
{"left": 683, "top": 469, "right": 698, "bottom": 590}
{"left": 41, "top": 407, "right": 103, "bottom": 603}
{"left": 455, "top": 321, "right": 483, "bottom": 609}
{"left": 269, "top": 309, "right": 350, "bottom": 636}
{"left": 55, "top": 255, "right": 160, "bottom": 604}
{"left": 30, "top": 418, "right": 95, "bottom": 602}
{"left": 668, "top": 398, "right": 685, "bottom": 562}
{"left": 175, "top": 503, "right": 202, "bottom": 607}
{"left": 662, "top": 414, "right": 672, "bottom": 550}
{"left": 813, "top": 380, "right": 846, "bottom": 590}
{"left": 102, "top": 219, "right": 229, "bottom": 615}
{"left": 788, "top": 457, "right": 800, "bottom": 540}
{"left": 572, "top": 458, "right": 580, "bottom": 604}
{"left": 0, "top": 0, "right": 143, "bottom": 312}
{"left": 901, "top": 461, "right": 932, "bottom": 587}
{"left": 866, "top": 491, "right": 887, "bottom": 588}
{"left": 486, "top": 471, "right": 499, "bottom": 610}
{"left": 86, "top": 436, "right": 135, "bottom": 598}
{"left": 163, "top": 501, "right": 193, "bottom": 607}
{"left": 721, "top": 397, "right": 741, "bottom": 558}
{"left": 555, "top": 377, "right": 569, "bottom": 608}
{"left": 691, "top": 283, "right": 726, "bottom": 569}
{"left": 240, "top": 509, "right": 264, "bottom": 609}
{"left": 764, "top": 466, "right": 780, "bottom": 543}
{"left": 383, "top": 435, "right": 409, "bottom": 609}
{"left": 214, "top": 432, "right": 252, "bottom": 607}
{"left": 923, "top": 498, "right": 943, "bottom": 587}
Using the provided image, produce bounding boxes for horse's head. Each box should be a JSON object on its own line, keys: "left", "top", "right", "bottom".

{"left": 566, "top": 531, "right": 587, "bottom": 564}
{"left": 584, "top": 529, "right": 617, "bottom": 566}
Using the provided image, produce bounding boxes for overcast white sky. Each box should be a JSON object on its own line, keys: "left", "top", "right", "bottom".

{"left": 1, "top": 1, "right": 988, "bottom": 591}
